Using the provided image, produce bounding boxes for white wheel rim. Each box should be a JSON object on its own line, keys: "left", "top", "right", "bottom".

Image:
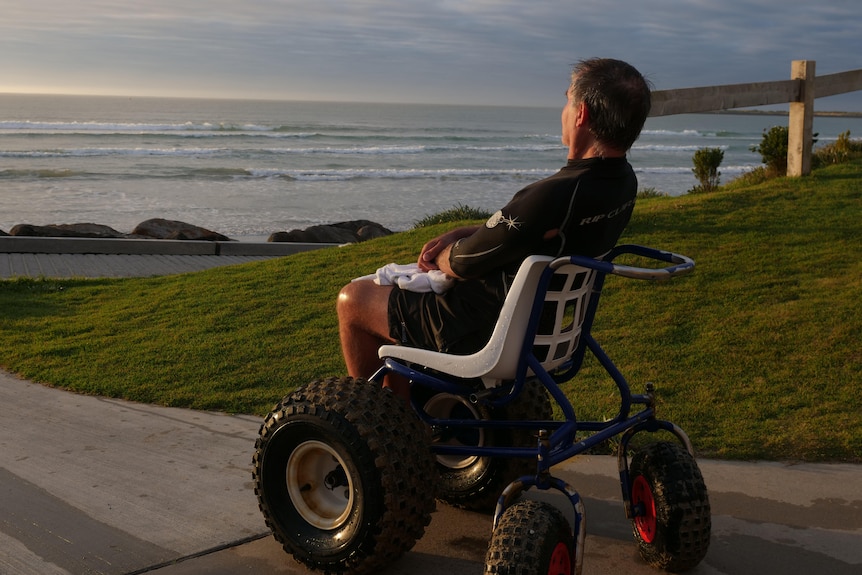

{"left": 286, "top": 440, "right": 354, "bottom": 529}
{"left": 425, "top": 394, "right": 484, "bottom": 469}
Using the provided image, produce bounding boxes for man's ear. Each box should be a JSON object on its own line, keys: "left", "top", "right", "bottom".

{"left": 575, "top": 101, "right": 589, "bottom": 127}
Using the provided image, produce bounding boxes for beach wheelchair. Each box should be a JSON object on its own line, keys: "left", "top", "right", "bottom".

{"left": 252, "top": 244, "right": 711, "bottom": 575}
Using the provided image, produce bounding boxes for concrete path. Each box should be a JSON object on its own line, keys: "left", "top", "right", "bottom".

{"left": 1, "top": 369, "right": 860, "bottom": 575}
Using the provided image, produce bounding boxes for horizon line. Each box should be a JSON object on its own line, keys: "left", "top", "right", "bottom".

{"left": 2, "top": 91, "right": 860, "bottom": 116}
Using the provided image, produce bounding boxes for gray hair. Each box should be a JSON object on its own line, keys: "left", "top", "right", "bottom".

{"left": 569, "top": 58, "right": 652, "bottom": 151}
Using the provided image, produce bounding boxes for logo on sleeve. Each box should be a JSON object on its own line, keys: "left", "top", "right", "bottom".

{"left": 486, "top": 210, "right": 521, "bottom": 230}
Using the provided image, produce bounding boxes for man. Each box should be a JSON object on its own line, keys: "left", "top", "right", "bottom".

{"left": 337, "top": 58, "right": 652, "bottom": 398}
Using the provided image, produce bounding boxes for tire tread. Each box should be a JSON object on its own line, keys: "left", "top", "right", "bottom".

{"left": 630, "top": 441, "right": 711, "bottom": 572}
{"left": 253, "top": 377, "right": 436, "bottom": 574}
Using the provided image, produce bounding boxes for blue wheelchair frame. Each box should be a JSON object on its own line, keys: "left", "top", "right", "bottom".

{"left": 370, "top": 244, "right": 696, "bottom": 574}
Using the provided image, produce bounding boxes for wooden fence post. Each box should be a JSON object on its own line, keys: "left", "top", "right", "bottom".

{"left": 788, "top": 60, "right": 815, "bottom": 177}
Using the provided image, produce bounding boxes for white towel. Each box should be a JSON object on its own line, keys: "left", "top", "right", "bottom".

{"left": 354, "top": 263, "right": 455, "bottom": 294}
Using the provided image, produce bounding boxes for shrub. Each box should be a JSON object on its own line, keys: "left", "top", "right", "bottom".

{"left": 751, "top": 126, "right": 789, "bottom": 174}
{"left": 728, "top": 126, "right": 857, "bottom": 189}
{"left": 413, "top": 203, "right": 491, "bottom": 228}
{"left": 814, "top": 130, "right": 862, "bottom": 167}
{"left": 690, "top": 147, "right": 724, "bottom": 193}
{"left": 751, "top": 125, "right": 821, "bottom": 175}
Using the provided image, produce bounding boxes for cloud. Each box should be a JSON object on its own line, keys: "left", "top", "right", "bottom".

{"left": 0, "top": 0, "right": 859, "bottom": 108}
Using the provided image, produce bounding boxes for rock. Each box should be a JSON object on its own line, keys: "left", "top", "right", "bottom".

{"left": 268, "top": 220, "right": 392, "bottom": 244}
{"left": 2, "top": 218, "right": 392, "bottom": 244}
{"left": 9, "top": 223, "right": 125, "bottom": 238}
{"left": 356, "top": 223, "right": 391, "bottom": 241}
{"left": 268, "top": 226, "right": 357, "bottom": 244}
{"left": 130, "top": 218, "right": 232, "bottom": 241}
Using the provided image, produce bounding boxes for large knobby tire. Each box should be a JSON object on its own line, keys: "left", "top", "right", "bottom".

{"left": 629, "top": 441, "right": 711, "bottom": 572}
{"left": 484, "top": 499, "right": 574, "bottom": 575}
{"left": 418, "top": 379, "right": 553, "bottom": 513}
{"left": 252, "top": 377, "right": 437, "bottom": 575}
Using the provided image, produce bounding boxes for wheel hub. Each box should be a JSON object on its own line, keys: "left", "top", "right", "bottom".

{"left": 548, "top": 541, "right": 571, "bottom": 575}
{"left": 632, "top": 475, "right": 657, "bottom": 543}
{"left": 287, "top": 440, "right": 354, "bottom": 529}
{"left": 425, "top": 393, "right": 485, "bottom": 469}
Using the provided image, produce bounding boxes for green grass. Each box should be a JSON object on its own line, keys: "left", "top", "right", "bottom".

{"left": 1, "top": 160, "right": 860, "bottom": 462}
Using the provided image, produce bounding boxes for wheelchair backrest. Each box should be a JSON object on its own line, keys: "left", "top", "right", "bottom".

{"left": 377, "top": 255, "right": 599, "bottom": 384}
{"left": 480, "top": 255, "right": 598, "bottom": 381}
{"left": 530, "top": 261, "right": 597, "bottom": 373}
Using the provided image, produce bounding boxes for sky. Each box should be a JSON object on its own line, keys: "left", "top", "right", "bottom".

{"left": 1, "top": 0, "right": 860, "bottom": 110}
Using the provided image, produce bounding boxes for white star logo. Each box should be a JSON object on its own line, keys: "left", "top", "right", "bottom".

{"left": 485, "top": 210, "right": 521, "bottom": 231}
{"left": 501, "top": 215, "right": 521, "bottom": 230}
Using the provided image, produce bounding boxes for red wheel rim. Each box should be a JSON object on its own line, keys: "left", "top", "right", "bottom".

{"left": 632, "top": 475, "right": 657, "bottom": 543}
{"left": 548, "top": 541, "right": 571, "bottom": 575}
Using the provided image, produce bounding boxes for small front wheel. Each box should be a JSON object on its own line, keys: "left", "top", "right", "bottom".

{"left": 484, "top": 500, "right": 574, "bottom": 575}
{"left": 629, "top": 441, "right": 711, "bottom": 572}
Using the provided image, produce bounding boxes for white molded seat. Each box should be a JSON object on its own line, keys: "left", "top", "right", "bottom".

{"left": 378, "top": 255, "right": 598, "bottom": 386}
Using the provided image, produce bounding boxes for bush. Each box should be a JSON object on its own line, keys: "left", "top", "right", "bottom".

{"left": 728, "top": 126, "right": 857, "bottom": 190}
{"left": 814, "top": 130, "right": 862, "bottom": 167}
{"left": 413, "top": 203, "right": 491, "bottom": 228}
{"left": 751, "top": 126, "right": 789, "bottom": 174}
{"left": 751, "top": 125, "right": 821, "bottom": 175}
{"left": 690, "top": 147, "right": 724, "bottom": 193}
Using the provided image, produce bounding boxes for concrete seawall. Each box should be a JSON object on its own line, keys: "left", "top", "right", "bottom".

{"left": 0, "top": 237, "right": 338, "bottom": 279}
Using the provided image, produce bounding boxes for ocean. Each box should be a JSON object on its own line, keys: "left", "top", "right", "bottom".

{"left": 2, "top": 94, "right": 860, "bottom": 240}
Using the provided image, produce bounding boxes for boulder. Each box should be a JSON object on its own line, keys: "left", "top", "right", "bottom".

{"left": 356, "top": 223, "right": 392, "bottom": 241}
{"left": 9, "top": 223, "right": 125, "bottom": 238}
{"left": 131, "top": 218, "right": 232, "bottom": 241}
{"left": 268, "top": 220, "right": 392, "bottom": 244}
{"left": 268, "top": 226, "right": 357, "bottom": 244}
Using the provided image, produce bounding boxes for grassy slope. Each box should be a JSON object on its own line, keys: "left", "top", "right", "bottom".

{"left": 1, "top": 160, "right": 859, "bottom": 461}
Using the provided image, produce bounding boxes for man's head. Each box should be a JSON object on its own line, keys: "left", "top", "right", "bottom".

{"left": 568, "top": 58, "right": 652, "bottom": 152}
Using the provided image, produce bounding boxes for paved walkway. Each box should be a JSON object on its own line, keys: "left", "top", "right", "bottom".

{"left": 1, "top": 370, "right": 860, "bottom": 575}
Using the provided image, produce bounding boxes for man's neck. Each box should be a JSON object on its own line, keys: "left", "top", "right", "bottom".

{"left": 567, "top": 135, "right": 624, "bottom": 160}
{"left": 568, "top": 146, "right": 625, "bottom": 160}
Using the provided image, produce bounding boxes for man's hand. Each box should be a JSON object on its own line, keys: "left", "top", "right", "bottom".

{"left": 417, "top": 225, "right": 480, "bottom": 274}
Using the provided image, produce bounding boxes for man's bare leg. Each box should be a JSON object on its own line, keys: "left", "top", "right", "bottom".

{"left": 336, "top": 279, "right": 409, "bottom": 399}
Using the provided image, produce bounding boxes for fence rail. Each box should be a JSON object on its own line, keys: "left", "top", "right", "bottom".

{"left": 650, "top": 80, "right": 800, "bottom": 116}
{"left": 815, "top": 69, "right": 862, "bottom": 99}
{"left": 649, "top": 61, "right": 862, "bottom": 176}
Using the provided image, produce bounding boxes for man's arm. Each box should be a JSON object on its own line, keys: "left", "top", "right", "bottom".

{"left": 417, "top": 225, "right": 480, "bottom": 276}
{"left": 432, "top": 243, "right": 459, "bottom": 278}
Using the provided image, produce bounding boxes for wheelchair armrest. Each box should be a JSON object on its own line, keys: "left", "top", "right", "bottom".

{"left": 566, "top": 245, "right": 694, "bottom": 281}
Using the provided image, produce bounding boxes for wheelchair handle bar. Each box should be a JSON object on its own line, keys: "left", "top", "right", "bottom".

{"left": 553, "top": 244, "right": 695, "bottom": 281}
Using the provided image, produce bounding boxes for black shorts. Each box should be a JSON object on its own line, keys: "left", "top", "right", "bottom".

{"left": 387, "top": 277, "right": 506, "bottom": 355}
